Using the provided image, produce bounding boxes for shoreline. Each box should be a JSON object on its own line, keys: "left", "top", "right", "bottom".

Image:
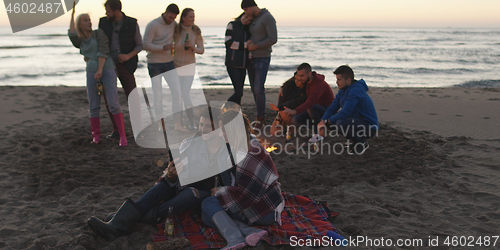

{"left": 0, "top": 85, "right": 499, "bottom": 249}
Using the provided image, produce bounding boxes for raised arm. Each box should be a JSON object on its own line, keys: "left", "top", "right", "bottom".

{"left": 67, "top": 2, "right": 82, "bottom": 48}
{"left": 69, "top": 3, "right": 76, "bottom": 33}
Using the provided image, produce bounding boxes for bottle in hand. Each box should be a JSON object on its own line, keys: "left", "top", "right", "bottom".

{"left": 184, "top": 34, "right": 189, "bottom": 50}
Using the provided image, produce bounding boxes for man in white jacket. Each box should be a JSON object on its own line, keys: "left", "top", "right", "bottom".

{"left": 143, "top": 4, "right": 188, "bottom": 132}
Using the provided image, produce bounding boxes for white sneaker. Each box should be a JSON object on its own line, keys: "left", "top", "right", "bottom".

{"left": 309, "top": 134, "right": 324, "bottom": 143}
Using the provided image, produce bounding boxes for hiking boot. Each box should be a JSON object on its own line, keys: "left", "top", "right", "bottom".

{"left": 252, "top": 117, "right": 265, "bottom": 131}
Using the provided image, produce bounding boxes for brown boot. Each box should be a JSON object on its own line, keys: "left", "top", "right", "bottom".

{"left": 252, "top": 117, "right": 266, "bottom": 131}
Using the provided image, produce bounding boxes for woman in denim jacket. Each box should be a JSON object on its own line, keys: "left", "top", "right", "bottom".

{"left": 68, "top": 6, "right": 127, "bottom": 146}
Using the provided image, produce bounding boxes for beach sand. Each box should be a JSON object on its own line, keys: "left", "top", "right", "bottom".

{"left": 0, "top": 86, "right": 499, "bottom": 249}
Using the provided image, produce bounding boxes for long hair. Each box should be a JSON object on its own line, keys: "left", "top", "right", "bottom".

{"left": 174, "top": 8, "right": 202, "bottom": 41}
{"left": 76, "top": 13, "right": 90, "bottom": 39}
{"left": 219, "top": 110, "right": 252, "bottom": 152}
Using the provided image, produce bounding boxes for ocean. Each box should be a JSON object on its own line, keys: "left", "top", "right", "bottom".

{"left": 1, "top": 26, "right": 500, "bottom": 88}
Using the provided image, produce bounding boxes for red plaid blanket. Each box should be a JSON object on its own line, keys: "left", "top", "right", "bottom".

{"left": 152, "top": 193, "right": 339, "bottom": 249}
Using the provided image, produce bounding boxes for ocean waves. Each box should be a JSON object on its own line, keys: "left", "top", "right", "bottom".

{"left": 456, "top": 80, "right": 500, "bottom": 88}
{"left": 0, "top": 45, "right": 71, "bottom": 50}
{"left": 0, "top": 69, "right": 85, "bottom": 81}
{"left": 1, "top": 26, "right": 500, "bottom": 88}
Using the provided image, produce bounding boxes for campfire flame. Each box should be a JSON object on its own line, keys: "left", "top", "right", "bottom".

{"left": 266, "top": 146, "right": 278, "bottom": 152}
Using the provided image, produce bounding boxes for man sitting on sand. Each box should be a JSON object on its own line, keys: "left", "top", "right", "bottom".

{"left": 87, "top": 107, "right": 238, "bottom": 240}
{"left": 283, "top": 63, "right": 334, "bottom": 135}
{"left": 269, "top": 73, "right": 307, "bottom": 135}
{"left": 317, "top": 65, "right": 379, "bottom": 155}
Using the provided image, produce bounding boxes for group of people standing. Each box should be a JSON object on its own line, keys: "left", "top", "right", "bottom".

{"left": 68, "top": 0, "right": 276, "bottom": 146}
{"left": 69, "top": 0, "right": 281, "bottom": 249}
{"left": 69, "top": 0, "right": 380, "bottom": 248}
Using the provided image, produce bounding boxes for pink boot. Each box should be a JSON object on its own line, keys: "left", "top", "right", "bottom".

{"left": 89, "top": 117, "right": 101, "bottom": 144}
{"left": 113, "top": 113, "right": 128, "bottom": 147}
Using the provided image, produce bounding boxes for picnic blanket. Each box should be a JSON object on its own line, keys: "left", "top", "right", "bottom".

{"left": 152, "top": 193, "right": 339, "bottom": 249}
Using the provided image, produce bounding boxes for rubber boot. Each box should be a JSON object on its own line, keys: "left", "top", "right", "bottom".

{"left": 211, "top": 211, "right": 246, "bottom": 250}
{"left": 87, "top": 198, "right": 144, "bottom": 240}
{"left": 113, "top": 113, "right": 128, "bottom": 146}
{"left": 89, "top": 117, "right": 100, "bottom": 144}
{"left": 233, "top": 219, "right": 268, "bottom": 246}
{"left": 105, "top": 205, "right": 160, "bottom": 224}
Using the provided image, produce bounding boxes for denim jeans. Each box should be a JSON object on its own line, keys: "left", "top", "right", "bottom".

{"left": 135, "top": 181, "right": 211, "bottom": 218}
{"left": 148, "top": 62, "right": 181, "bottom": 118}
{"left": 335, "top": 118, "right": 378, "bottom": 143}
{"left": 200, "top": 196, "right": 276, "bottom": 228}
{"left": 247, "top": 57, "right": 271, "bottom": 118}
{"left": 291, "top": 104, "right": 327, "bottom": 134}
{"left": 86, "top": 69, "right": 121, "bottom": 118}
{"left": 227, "top": 66, "right": 246, "bottom": 105}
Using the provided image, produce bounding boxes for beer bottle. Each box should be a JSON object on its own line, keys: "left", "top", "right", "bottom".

{"left": 184, "top": 33, "right": 189, "bottom": 50}
{"left": 164, "top": 206, "right": 174, "bottom": 236}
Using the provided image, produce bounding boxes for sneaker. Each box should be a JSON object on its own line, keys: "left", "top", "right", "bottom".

{"left": 348, "top": 142, "right": 369, "bottom": 155}
{"left": 308, "top": 134, "right": 324, "bottom": 143}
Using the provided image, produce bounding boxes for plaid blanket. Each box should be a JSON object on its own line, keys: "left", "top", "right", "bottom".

{"left": 152, "top": 193, "right": 339, "bottom": 249}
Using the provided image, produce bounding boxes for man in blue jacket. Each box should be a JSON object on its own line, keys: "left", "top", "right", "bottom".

{"left": 317, "top": 65, "right": 379, "bottom": 155}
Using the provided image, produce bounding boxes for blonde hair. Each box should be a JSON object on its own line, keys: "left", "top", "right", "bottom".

{"left": 76, "top": 13, "right": 90, "bottom": 39}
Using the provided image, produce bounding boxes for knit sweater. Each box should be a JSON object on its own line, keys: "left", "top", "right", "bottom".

{"left": 143, "top": 16, "right": 176, "bottom": 63}
{"left": 173, "top": 24, "right": 204, "bottom": 72}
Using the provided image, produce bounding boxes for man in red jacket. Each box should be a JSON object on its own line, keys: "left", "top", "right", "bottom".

{"left": 283, "top": 63, "right": 334, "bottom": 135}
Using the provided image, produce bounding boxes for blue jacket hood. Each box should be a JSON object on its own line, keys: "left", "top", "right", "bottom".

{"left": 346, "top": 79, "right": 368, "bottom": 92}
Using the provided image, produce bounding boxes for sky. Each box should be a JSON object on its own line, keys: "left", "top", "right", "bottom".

{"left": 1, "top": 0, "right": 500, "bottom": 29}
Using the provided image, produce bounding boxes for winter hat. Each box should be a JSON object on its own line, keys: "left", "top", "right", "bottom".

{"left": 241, "top": 0, "right": 257, "bottom": 9}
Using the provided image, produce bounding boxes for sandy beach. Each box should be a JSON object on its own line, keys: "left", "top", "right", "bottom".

{"left": 0, "top": 85, "right": 499, "bottom": 249}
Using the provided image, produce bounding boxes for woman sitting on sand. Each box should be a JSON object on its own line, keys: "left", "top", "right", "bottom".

{"left": 201, "top": 110, "right": 284, "bottom": 250}
{"left": 225, "top": 13, "right": 253, "bottom": 108}
{"left": 173, "top": 8, "right": 205, "bottom": 130}
{"left": 67, "top": 6, "right": 127, "bottom": 146}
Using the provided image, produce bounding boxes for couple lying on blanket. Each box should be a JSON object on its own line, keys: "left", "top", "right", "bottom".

{"left": 87, "top": 106, "right": 284, "bottom": 250}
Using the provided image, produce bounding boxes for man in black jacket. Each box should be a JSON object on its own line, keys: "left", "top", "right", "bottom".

{"left": 99, "top": 0, "right": 143, "bottom": 138}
